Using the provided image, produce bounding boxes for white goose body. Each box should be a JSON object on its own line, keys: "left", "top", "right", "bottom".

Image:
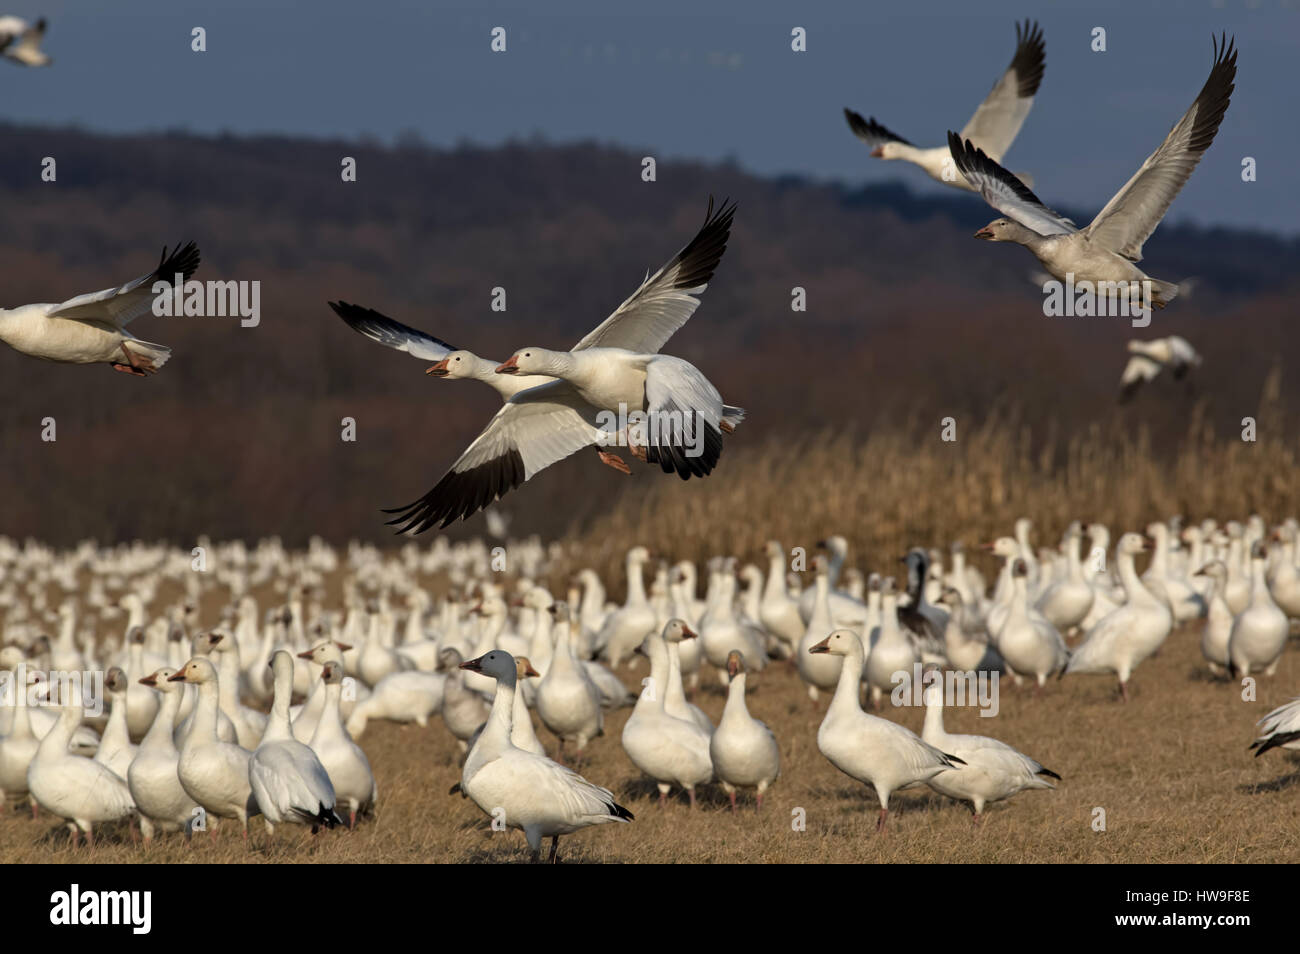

{"left": 1227, "top": 546, "right": 1289, "bottom": 677}
{"left": 171, "top": 657, "right": 258, "bottom": 835}
{"left": 129, "top": 668, "right": 200, "bottom": 839}
{"left": 308, "top": 661, "right": 377, "bottom": 827}
{"left": 710, "top": 652, "right": 779, "bottom": 811}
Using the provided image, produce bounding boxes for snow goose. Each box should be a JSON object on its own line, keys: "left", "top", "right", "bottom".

{"left": 308, "top": 661, "right": 377, "bottom": 827}
{"left": 249, "top": 652, "right": 341, "bottom": 835}
{"left": 383, "top": 198, "right": 743, "bottom": 531}
{"left": 796, "top": 555, "right": 844, "bottom": 703}
{"left": 1250, "top": 695, "right": 1300, "bottom": 757}
{"left": 0, "top": 243, "right": 199, "bottom": 374}
{"left": 468, "top": 656, "right": 548, "bottom": 758}
{"left": 596, "top": 546, "right": 658, "bottom": 668}
{"left": 460, "top": 649, "right": 632, "bottom": 862}
{"left": 330, "top": 301, "right": 633, "bottom": 477}
{"left": 620, "top": 620, "right": 713, "bottom": 807}
{"left": 948, "top": 36, "right": 1237, "bottom": 309}
{"left": 637, "top": 619, "right": 712, "bottom": 732}
{"left": 759, "top": 541, "right": 804, "bottom": 657}
{"left": 1119, "top": 337, "right": 1202, "bottom": 401}
{"left": 798, "top": 536, "right": 868, "bottom": 624}
{"left": 1035, "top": 523, "right": 1095, "bottom": 631}
{"left": 865, "top": 579, "right": 920, "bottom": 707}
{"left": 920, "top": 684, "right": 1059, "bottom": 822}
{"left": 26, "top": 689, "right": 135, "bottom": 847}
{"left": 810, "top": 629, "right": 962, "bottom": 831}
{"left": 1142, "top": 521, "right": 1205, "bottom": 622}
{"left": 1065, "top": 534, "right": 1173, "bottom": 701}
{"left": 663, "top": 612, "right": 714, "bottom": 734}
{"left": 710, "top": 651, "right": 779, "bottom": 811}
{"left": 1193, "top": 561, "right": 1233, "bottom": 674}
{"left": 534, "top": 603, "right": 604, "bottom": 758}
{"left": 898, "top": 549, "right": 949, "bottom": 651}
{"left": 92, "top": 667, "right": 137, "bottom": 782}
{"left": 121, "top": 626, "right": 160, "bottom": 740}
{"left": 438, "top": 648, "right": 491, "bottom": 754}
{"left": 0, "top": 668, "right": 40, "bottom": 813}
{"left": 0, "top": 16, "right": 49, "bottom": 66}
{"left": 209, "top": 631, "right": 268, "bottom": 748}
{"left": 699, "top": 564, "right": 768, "bottom": 681}
{"left": 169, "top": 657, "right": 260, "bottom": 839}
{"left": 1227, "top": 542, "right": 1289, "bottom": 678}
{"left": 844, "top": 20, "right": 1044, "bottom": 191}
{"left": 1267, "top": 527, "right": 1300, "bottom": 618}
{"left": 129, "top": 668, "right": 200, "bottom": 841}
{"left": 995, "top": 560, "right": 1068, "bottom": 691}
{"left": 936, "top": 588, "right": 1003, "bottom": 674}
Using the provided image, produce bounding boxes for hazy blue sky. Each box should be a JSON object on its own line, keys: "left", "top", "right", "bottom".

{"left": 5, "top": 0, "right": 1296, "bottom": 233}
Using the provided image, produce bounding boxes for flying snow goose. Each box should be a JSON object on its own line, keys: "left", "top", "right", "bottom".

{"left": 26, "top": 690, "right": 136, "bottom": 847}
{"left": 948, "top": 36, "right": 1236, "bottom": 309}
{"left": 169, "top": 657, "right": 260, "bottom": 839}
{"left": 1064, "top": 534, "right": 1173, "bottom": 701}
{"left": 308, "top": 661, "right": 377, "bottom": 828}
{"left": 129, "top": 668, "right": 201, "bottom": 841}
{"left": 383, "top": 198, "right": 743, "bottom": 532}
{"left": 0, "top": 242, "right": 199, "bottom": 374}
{"left": 1119, "top": 337, "right": 1202, "bottom": 402}
{"left": 920, "top": 684, "right": 1059, "bottom": 822}
{"left": 248, "top": 651, "right": 341, "bottom": 835}
{"left": 0, "top": 16, "right": 49, "bottom": 66}
{"left": 1250, "top": 695, "right": 1300, "bottom": 757}
{"left": 810, "top": 630, "right": 962, "bottom": 831}
{"left": 710, "top": 651, "right": 779, "bottom": 812}
{"left": 459, "top": 649, "right": 632, "bottom": 863}
{"left": 1227, "top": 542, "right": 1289, "bottom": 678}
{"left": 844, "top": 20, "right": 1044, "bottom": 190}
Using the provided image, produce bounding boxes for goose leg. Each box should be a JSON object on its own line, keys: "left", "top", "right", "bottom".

{"left": 596, "top": 450, "right": 631, "bottom": 475}
{"left": 876, "top": 809, "right": 889, "bottom": 833}
{"left": 349, "top": 809, "right": 357, "bottom": 830}
{"left": 1119, "top": 680, "right": 1130, "bottom": 703}
{"left": 728, "top": 789, "right": 737, "bottom": 814}
{"left": 688, "top": 787, "right": 697, "bottom": 810}
{"left": 548, "top": 835, "right": 560, "bottom": 864}
{"left": 112, "top": 345, "right": 147, "bottom": 377}
{"left": 658, "top": 783, "right": 670, "bottom": 809}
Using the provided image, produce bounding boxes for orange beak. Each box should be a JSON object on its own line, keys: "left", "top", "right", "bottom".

{"left": 681, "top": 625, "right": 699, "bottom": 640}
{"left": 426, "top": 357, "right": 451, "bottom": 377}
{"left": 138, "top": 674, "right": 157, "bottom": 687}
{"left": 974, "top": 227, "right": 994, "bottom": 240}
{"left": 495, "top": 355, "right": 520, "bottom": 374}
{"left": 869, "top": 147, "right": 884, "bottom": 158}
{"left": 524, "top": 662, "right": 540, "bottom": 678}
{"left": 808, "top": 636, "right": 831, "bottom": 654}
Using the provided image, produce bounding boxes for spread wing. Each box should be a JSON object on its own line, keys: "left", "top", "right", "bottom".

{"left": 1119, "top": 354, "right": 1163, "bottom": 402}
{"left": 843, "top": 109, "right": 914, "bottom": 150}
{"left": 1084, "top": 35, "right": 1237, "bottom": 262}
{"left": 384, "top": 381, "right": 607, "bottom": 532}
{"left": 640, "top": 356, "right": 728, "bottom": 481}
{"left": 947, "top": 133, "right": 1074, "bottom": 237}
{"left": 328, "top": 301, "right": 457, "bottom": 362}
{"left": 959, "top": 20, "right": 1046, "bottom": 162}
{"left": 570, "top": 197, "right": 735, "bottom": 354}
{"left": 47, "top": 242, "right": 200, "bottom": 328}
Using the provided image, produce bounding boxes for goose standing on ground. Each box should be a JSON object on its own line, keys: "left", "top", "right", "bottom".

{"left": 920, "top": 684, "right": 1060, "bottom": 822}
{"left": 638, "top": 619, "right": 713, "bottom": 733}
{"left": 996, "top": 560, "right": 1067, "bottom": 691}
{"left": 810, "top": 630, "right": 962, "bottom": 831}
{"left": 1194, "top": 561, "right": 1234, "bottom": 675}
{"left": 621, "top": 621, "right": 713, "bottom": 807}
{"left": 1035, "top": 523, "right": 1095, "bottom": 631}
{"left": 796, "top": 555, "right": 844, "bottom": 703}
{"left": 1250, "top": 695, "right": 1300, "bottom": 757}
{"left": 759, "top": 541, "right": 804, "bottom": 657}
{"left": 936, "top": 588, "right": 1004, "bottom": 674}
{"left": 248, "top": 651, "right": 341, "bottom": 836}
{"left": 1065, "top": 533, "right": 1174, "bottom": 701}
{"left": 129, "top": 668, "right": 200, "bottom": 842}
{"left": 1227, "top": 542, "right": 1289, "bottom": 678}
{"left": 169, "top": 657, "right": 259, "bottom": 839}
{"left": 596, "top": 546, "right": 658, "bottom": 668}
{"left": 439, "top": 648, "right": 491, "bottom": 755}
{"left": 710, "top": 651, "right": 779, "bottom": 812}
{"left": 0, "top": 668, "right": 41, "bottom": 814}
{"left": 308, "top": 661, "right": 377, "bottom": 828}
{"left": 459, "top": 650, "right": 633, "bottom": 863}
{"left": 845, "top": 20, "right": 1044, "bottom": 191}
{"left": 92, "top": 667, "right": 137, "bottom": 783}
{"left": 0, "top": 16, "right": 49, "bottom": 66}
{"left": 0, "top": 243, "right": 199, "bottom": 374}
{"left": 948, "top": 36, "right": 1236, "bottom": 310}
{"left": 384, "top": 198, "right": 743, "bottom": 531}
{"left": 1119, "top": 337, "right": 1202, "bottom": 402}
{"left": 534, "top": 604, "right": 604, "bottom": 760}
{"left": 26, "top": 690, "right": 135, "bottom": 847}
{"left": 866, "top": 578, "right": 920, "bottom": 709}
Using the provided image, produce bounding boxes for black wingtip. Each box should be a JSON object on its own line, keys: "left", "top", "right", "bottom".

{"left": 1038, "top": 767, "right": 1063, "bottom": 780}
{"left": 1011, "top": 19, "right": 1046, "bottom": 99}
{"left": 610, "top": 800, "right": 635, "bottom": 822}
{"left": 154, "top": 241, "right": 200, "bottom": 283}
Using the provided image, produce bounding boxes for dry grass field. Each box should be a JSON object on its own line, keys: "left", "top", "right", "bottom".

{"left": 2, "top": 401, "right": 1299, "bottom": 864}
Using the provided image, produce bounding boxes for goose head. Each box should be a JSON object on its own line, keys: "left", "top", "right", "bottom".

{"left": 1010, "top": 559, "right": 1029, "bottom": 580}
{"left": 1194, "top": 560, "right": 1227, "bottom": 581}
{"left": 298, "top": 640, "right": 351, "bottom": 666}
{"left": 168, "top": 657, "right": 218, "bottom": 685}
{"left": 872, "top": 141, "right": 906, "bottom": 160}
{"left": 661, "top": 618, "right": 697, "bottom": 643}
{"left": 139, "top": 667, "right": 180, "bottom": 692}
{"left": 974, "top": 217, "right": 1035, "bottom": 244}
{"left": 725, "top": 650, "right": 746, "bottom": 680}
{"left": 460, "top": 649, "right": 516, "bottom": 685}
{"left": 437, "top": 647, "right": 464, "bottom": 672}
{"left": 937, "top": 586, "right": 963, "bottom": 609}
{"left": 426, "top": 349, "right": 484, "bottom": 379}
{"left": 1116, "top": 533, "right": 1148, "bottom": 557}
{"left": 321, "top": 661, "right": 345, "bottom": 685}
{"left": 515, "top": 656, "right": 541, "bottom": 680}
{"left": 808, "top": 629, "right": 861, "bottom": 656}
{"left": 816, "top": 536, "right": 849, "bottom": 560}
{"left": 496, "top": 347, "right": 561, "bottom": 376}
{"left": 105, "top": 666, "right": 128, "bottom": 694}
{"left": 765, "top": 540, "right": 784, "bottom": 559}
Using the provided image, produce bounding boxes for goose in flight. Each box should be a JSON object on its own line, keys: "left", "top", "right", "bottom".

{"left": 0, "top": 16, "right": 49, "bottom": 66}
{"left": 0, "top": 242, "right": 199, "bottom": 375}
{"left": 329, "top": 301, "right": 632, "bottom": 475}
{"left": 384, "top": 198, "right": 743, "bottom": 532}
{"left": 948, "top": 35, "right": 1236, "bottom": 310}
{"left": 1119, "top": 336, "right": 1201, "bottom": 402}
{"left": 845, "top": 20, "right": 1044, "bottom": 191}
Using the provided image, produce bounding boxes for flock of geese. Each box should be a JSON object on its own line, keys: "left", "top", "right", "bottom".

{"left": 0, "top": 515, "right": 1296, "bottom": 860}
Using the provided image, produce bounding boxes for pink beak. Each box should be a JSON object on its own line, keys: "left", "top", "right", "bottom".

{"left": 974, "top": 227, "right": 994, "bottom": 240}
{"left": 869, "top": 147, "right": 884, "bottom": 158}
{"left": 426, "top": 358, "right": 451, "bottom": 376}
{"left": 495, "top": 355, "right": 519, "bottom": 374}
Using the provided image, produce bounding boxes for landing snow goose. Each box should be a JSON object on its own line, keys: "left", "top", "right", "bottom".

{"left": 129, "top": 668, "right": 200, "bottom": 841}
{"left": 1250, "top": 695, "right": 1300, "bottom": 757}
{"left": 995, "top": 560, "right": 1067, "bottom": 691}
{"left": 248, "top": 651, "right": 341, "bottom": 835}
{"left": 383, "top": 198, "right": 743, "bottom": 532}
{"left": 169, "top": 657, "right": 260, "bottom": 839}
{"left": 0, "top": 242, "right": 199, "bottom": 374}
{"left": 710, "top": 651, "right": 779, "bottom": 812}
{"left": 92, "top": 667, "right": 137, "bottom": 782}
{"left": 1064, "top": 534, "right": 1173, "bottom": 701}
{"left": 308, "top": 661, "right": 376, "bottom": 827}
{"left": 845, "top": 20, "right": 1044, "bottom": 190}
{"left": 1227, "top": 542, "right": 1288, "bottom": 678}
{"left": 620, "top": 620, "right": 713, "bottom": 807}
{"left": 26, "top": 689, "right": 135, "bottom": 847}
{"left": 330, "top": 301, "right": 633, "bottom": 477}
{"left": 1119, "top": 337, "right": 1202, "bottom": 402}
{"left": 459, "top": 649, "right": 632, "bottom": 863}
{"left": 1194, "top": 561, "right": 1233, "bottom": 674}
{"left": 0, "top": 15, "right": 49, "bottom": 66}
{"left": 948, "top": 36, "right": 1237, "bottom": 309}
{"left": 809, "top": 630, "right": 962, "bottom": 831}
{"left": 920, "top": 684, "right": 1059, "bottom": 822}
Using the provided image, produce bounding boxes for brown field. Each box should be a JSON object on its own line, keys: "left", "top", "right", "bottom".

{"left": 3, "top": 405, "right": 1300, "bottom": 864}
